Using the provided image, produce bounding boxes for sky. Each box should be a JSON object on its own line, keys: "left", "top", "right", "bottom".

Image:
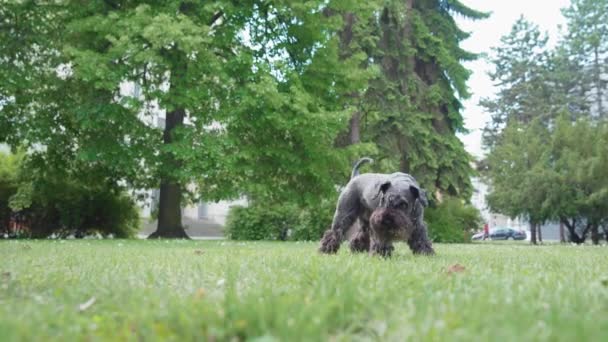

{"left": 455, "top": 0, "right": 572, "bottom": 159}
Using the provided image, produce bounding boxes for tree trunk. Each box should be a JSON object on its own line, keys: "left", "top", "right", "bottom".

{"left": 559, "top": 221, "right": 566, "bottom": 243}
{"left": 591, "top": 222, "right": 599, "bottom": 245}
{"left": 537, "top": 223, "right": 542, "bottom": 243}
{"left": 333, "top": 12, "right": 361, "bottom": 148}
{"left": 594, "top": 46, "right": 604, "bottom": 118}
{"left": 148, "top": 108, "right": 189, "bottom": 239}
{"left": 349, "top": 111, "right": 361, "bottom": 144}
{"left": 341, "top": 11, "right": 360, "bottom": 146}
{"left": 530, "top": 222, "right": 537, "bottom": 245}
{"left": 562, "top": 217, "right": 584, "bottom": 244}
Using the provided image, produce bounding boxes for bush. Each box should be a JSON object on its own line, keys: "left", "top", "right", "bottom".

{"left": 225, "top": 203, "right": 299, "bottom": 240}
{"left": 226, "top": 196, "right": 481, "bottom": 243}
{"left": 17, "top": 180, "right": 140, "bottom": 239}
{"left": 425, "top": 197, "right": 482, "bottom": 243}
{"left": 225, "top": 199, "right": 337, "bottom": 241}
{"left": 0, "top": 152, "right": 21, "bottom": 235}
{"left": 1, "top": 152, "right": 140, "bottom": 238}
{"left": 290, "top": 199, "right": 335, "bottom": 241}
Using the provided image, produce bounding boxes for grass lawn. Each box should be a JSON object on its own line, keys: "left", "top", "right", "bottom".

{"left": 1, "top": 240, "right": 607, "bottom": 341}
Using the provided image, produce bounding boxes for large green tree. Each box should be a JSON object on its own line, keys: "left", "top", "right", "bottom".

{"left": 0, "top": 1, "right": 368, "bottom": 238}
{"left": 480, "top": 17, "right": 553, "bottom": 149}
{"left": 486, "top": 119, "right": 553, "bottom": 244}
{"left": 362, "top": 0, "right": 488, "bottom": 199}
{"left": 548, "top": 117, "right": 608, "bottom": 244}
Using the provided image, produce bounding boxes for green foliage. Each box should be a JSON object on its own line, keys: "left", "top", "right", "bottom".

{"left": 16, "top": 179, "right": 141, "bottom": 238}
{"left": 486, "top": 119, "right": 552, "bottom": 225}
{"left": 483, "top": 5, "right": 608, "bottom": 243}
{"left": 562, "top": 0, "right": 608, "bottom": 119}
{"left": 0, "top": 152, "right": 139, "bottom": 238}
{"left": 480, "top": 17, "right": 552, "bottom": 148}
{"left": 425, "top": 197, "right": 482, "bottom": 243}
{"left": 228, "top": 195, "right": 482, "bottom": 244}
{"left": 290, "top": 199, "right": 336, "bottom": 241}
{"left": 1, "top": 1, "right": 378, "bottom": 236}
{"left": 225, "top": 203, "right": 299, "bottom": 241}
{"left": 225, "top": 199, "right": 337, "bottom": 241}
{"left": 0, "top": 152, "right": 22, "bottom": 233}
{"left": 2, "top": 1, "right": 486, "bottom": 238}
{"left": 486, "top": 115, "right": 608, "bottom": 243}
{"left": 359, "top": 0, "right": 486, "bottom": 199}
{"left": 546, "top": 117, "right": 608, "bottom": 241}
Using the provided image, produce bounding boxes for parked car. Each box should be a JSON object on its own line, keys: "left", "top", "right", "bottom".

{"left": 471, "top": 227, "right": 526, "bottom": 241}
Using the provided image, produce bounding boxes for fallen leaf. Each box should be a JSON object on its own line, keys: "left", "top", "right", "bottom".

{"left": 194, "top": 249, "right": 204, "bottom": 255}
{"left": 78, "top": 297, "right": 96, "bottom": 312}
{"left": 446, "top": 264, "right": 466, "bottom": 275}
{"left": 195, "top": 288, "right": 206, "bottom": 299}
{"left": 22, "top": 244, "right": 32, "bottom": 250}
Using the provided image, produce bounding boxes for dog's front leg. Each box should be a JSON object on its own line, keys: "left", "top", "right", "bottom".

{"left": 319, "top": 189, "right": 360, "bottom": 254}
{"left": 349, "top": 219, "right": 371, "bottom": 253}
{"left": 407, "top": 221, "right": 435, "bottom": 255}
{"left": 370, "top": 237, "right": 394, "bottom": 257}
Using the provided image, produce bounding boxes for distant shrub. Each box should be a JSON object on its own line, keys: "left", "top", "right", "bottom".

{"left": 0, "top": 152, "right": 21, "bottom": 236}
{"left": 290, "top": 199, "right": 335, "bottom": 241}
{"left": 227, "top": 196, "right": 481, "bottom": 243}
{"left": 225, "top": 203, "right": 299, "bottom": 240}
{"left": 226, "top": 199, "right": 336, "bottom": 241}
{"left": 425, "top": 197, "right": 482, "bottom": 243}
{"left": 0, "top": 152, "right": 139, "bottom": 238}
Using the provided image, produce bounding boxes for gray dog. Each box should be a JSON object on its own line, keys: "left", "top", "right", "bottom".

{"left": 319, "top": 157, "right": 435, "bottom": 256}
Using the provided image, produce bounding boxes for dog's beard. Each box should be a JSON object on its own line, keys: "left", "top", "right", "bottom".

{"left": 370, "top": 207, "right": 414, "bottom": 240}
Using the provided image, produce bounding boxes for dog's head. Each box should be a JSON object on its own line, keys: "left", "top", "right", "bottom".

{"left": 376, "top": 178, "right": 428, "bottom": 213}
{"left": 370, "top": 207, "right": 414, "bottom": 240}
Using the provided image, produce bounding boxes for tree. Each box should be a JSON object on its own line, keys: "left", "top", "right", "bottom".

{"left": 562, "top": 0, "right": 608, "bottom": 120}
{"left": 546, "top": 44, "right": 591, "bottom": 121}
{"left": 486, "top": 119, "right": 553, "bottom": 244}
{"left": 548, "top": 117, "right": 608, "bottom": 244}
{"left": 362, "top": 0, "right": 488, "bottom": 200}
{"left": 330, "top": 1, "right": 381, "bottom": 148}
{"left": 483, "top": 7, "right": 608, "bottom": 245}
{"left": 481, "top": 16, "right": 553, "bottom": 149}
{"left": 0, "top": 1, "right": 370, "bottom": 238}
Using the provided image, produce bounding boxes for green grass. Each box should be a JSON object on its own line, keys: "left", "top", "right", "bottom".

{"left": 1, "top": 240, "right": 607, "bottom": 341}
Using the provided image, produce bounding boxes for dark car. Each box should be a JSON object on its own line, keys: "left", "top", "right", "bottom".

{"left": 471, "top": 227, "right": 526, "bottom": 241}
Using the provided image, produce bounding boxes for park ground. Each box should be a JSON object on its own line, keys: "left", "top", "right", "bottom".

{"left": 1, "top": 240, "right": 607, "bottom": 341}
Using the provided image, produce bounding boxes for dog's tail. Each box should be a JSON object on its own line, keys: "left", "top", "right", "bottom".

{"left": 351, "top": 157, "right": 373, "bottom": 179}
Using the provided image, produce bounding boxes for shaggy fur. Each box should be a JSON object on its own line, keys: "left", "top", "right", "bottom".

{"left": 319, "top": 157, "right": 435, "bottom": 256}
{"left": 349, "top": 228, "right": 371, "bottom": 253}
{"left": 369, "top": 207, "right": 414, "bottom": 257}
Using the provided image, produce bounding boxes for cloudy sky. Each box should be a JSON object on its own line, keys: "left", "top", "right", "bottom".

{"left": 455, "top": 0, "right": 572, "bottom": 159}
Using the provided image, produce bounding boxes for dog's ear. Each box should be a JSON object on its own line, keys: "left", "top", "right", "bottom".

{"left": 380, "top": 181, "right": 391, "bottom": 194}
{"left": 373, "top": 181, "right": 392, "bottom": 200}
{"left": 410, "top": 185, "right": 429, "bottom": 207}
